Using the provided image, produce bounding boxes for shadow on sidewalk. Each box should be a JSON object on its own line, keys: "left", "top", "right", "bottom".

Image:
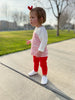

{"left": 0, "top": 62, "right": 73, "bottom": 100}
{"left": 30, "top": 75, "right": 73, "bottom": 100}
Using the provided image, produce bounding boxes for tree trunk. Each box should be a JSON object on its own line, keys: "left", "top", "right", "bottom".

{"left": 57, "top": 17, "right": 59, "bottom": 36}
{"left": 74, "top": 24, "right": 75, "bottom": 34}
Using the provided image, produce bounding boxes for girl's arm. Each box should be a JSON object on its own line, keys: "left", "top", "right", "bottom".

{"left": 36, "top": 28, "right": 48, "bottom": 57}
{"left": 38, "top": 28, "right": 48, "bottom": 52}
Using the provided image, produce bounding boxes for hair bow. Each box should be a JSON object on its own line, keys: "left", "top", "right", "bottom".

{"left": 28, "top": 6, "right": 33, "bottom": 10}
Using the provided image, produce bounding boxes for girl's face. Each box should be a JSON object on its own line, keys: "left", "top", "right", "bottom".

{"left": 30, "top": 11, "right": 41, "bottom": 27}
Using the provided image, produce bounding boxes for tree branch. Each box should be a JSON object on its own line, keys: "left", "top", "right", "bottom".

{"left": 48, "top": 0, "right": 57, "bottom": 18}
{"left": 60, "top": 0, "right": 64, "bottom": 13}
{"left": 61, "top": 0, "right": 69, "bottom": 14}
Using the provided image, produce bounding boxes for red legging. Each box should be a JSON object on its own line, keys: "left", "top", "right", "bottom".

{"left": 33, "top": 56, "right": 48, "bottom": 75}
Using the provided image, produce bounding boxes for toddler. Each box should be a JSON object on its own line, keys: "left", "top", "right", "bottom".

{"left": 26, "top": 6, "right": 48, "bottom": 84}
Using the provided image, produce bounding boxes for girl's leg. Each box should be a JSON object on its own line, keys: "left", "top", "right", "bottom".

{"left": 39, "top": 57, "right": 48, "bottom": 84}
{"left": 33, "top": 56, "right": 39, "bottom": 72}
{"left": 39, "top": 57, "right": 48, "bottom": 75}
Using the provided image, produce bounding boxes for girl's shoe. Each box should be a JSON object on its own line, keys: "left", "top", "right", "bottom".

{"left": 28, "top": 70, "right": 38, "bottom": 76}
{"left": 41, "top": 76, "right": 48, "bottom": 85}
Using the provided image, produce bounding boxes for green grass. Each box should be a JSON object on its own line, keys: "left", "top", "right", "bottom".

{"left": 0, "top": 30, "right": 75, "bottom": 56}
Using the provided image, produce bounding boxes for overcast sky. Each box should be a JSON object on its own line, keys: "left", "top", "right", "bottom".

{"left": 0, "top": 0, "right": 56, "bottom": 26}
{"left": 0, "top": 0, "right": 33, "bottom": 14}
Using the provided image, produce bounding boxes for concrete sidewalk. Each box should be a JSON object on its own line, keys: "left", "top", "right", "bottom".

{"left": 0, "top": 38, "right": 75, "bottom": 100}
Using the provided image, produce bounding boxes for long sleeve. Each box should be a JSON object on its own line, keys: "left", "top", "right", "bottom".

{"left": 38, "top": 28, "right": 48, "bottom": 52}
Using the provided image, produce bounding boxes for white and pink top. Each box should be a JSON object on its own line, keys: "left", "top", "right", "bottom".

{"left": 31, "top": 26, "right": 48, "bottom": 57}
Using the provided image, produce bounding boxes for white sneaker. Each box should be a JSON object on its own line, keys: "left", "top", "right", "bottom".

{"left": 28, "top": 70, "right": 38, "bottom": 76}
{"left": 41, "top": 76, "right": 48, "bottom": 85}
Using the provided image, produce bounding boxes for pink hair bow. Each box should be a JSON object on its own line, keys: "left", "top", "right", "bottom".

{"left": 28, "top": 6, "right": 33, "bottom": 10}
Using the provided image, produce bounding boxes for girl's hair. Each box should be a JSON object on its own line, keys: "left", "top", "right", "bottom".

{"left": 30, "top": 7, "right": 46, "bottom": 24}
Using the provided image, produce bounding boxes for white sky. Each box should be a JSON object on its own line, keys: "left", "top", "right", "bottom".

{"left": 0, "top": 0, "right": 56, "bottom": 26}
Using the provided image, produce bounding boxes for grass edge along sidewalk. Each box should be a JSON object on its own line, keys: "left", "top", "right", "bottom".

{"left": 0, "top": 30, "right": 75, "bottom": 56}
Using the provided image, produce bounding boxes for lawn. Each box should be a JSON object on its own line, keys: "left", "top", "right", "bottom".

{"left": 0, "top": 30, "right": 75, "bottom": 56}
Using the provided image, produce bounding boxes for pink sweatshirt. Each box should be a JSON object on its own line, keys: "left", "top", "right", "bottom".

{"left": 31, "top": 26, "right": 48, "bottom": 57}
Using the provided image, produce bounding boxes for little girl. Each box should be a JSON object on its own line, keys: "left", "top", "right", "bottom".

{"left": 26, "top": 6, "right": 48, "bottom": 84}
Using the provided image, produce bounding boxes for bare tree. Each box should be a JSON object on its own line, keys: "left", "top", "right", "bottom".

{"left": 48, "top": 0, "right": 70, "bottom": 36}
{"left": 59, "top": 12, "right": 68, "bottom": 29}
{"left": 19, "top": 12, "right": 27, "bottom": 25}
{"left": 11, "top": 11, "right": 28, "bottom": 26}
{"left": 72, "top": 2, "right": 75, "bottom": 33}
{"left": 11, "top": 11, "right": 19, "bottom": 24}
{"left": 73, "top": 16, "right": 75, "bottom": 33}
{"left": 36, "top": 0, "right": 75, "bottom": 36}
{"left": 59, "top": 9, "right": 73, "bottom": 30}
{"left": 1, "top": 3, "right": 8, "bottom": 18}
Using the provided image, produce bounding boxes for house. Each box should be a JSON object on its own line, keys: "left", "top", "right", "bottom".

{"left": 24, "top": 24, "right": 54, "bottom": 30}
{"left": 8, "top": 21, "right": 17, "bottom": 30}
{"left": 63, "top": 23, "right": 74, "bottom": 29}
{"left": 24, "top": 23, "right": 34, "bottom": 30}
{"left": 0, "top": 20, "right": 9, "bottom": 30}
{"left": 44, "top": 25, "right": 54, "bottom": 30}
{"left": 0, "top": 20, "right": 17, "bottom": 31}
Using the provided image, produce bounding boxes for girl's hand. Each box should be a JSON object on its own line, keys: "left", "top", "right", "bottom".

{"left": 36, "top": 51, "right": 43, "bottom": 57}
{"left": 26, "top": 40, "right": 31, "bottom": 45}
